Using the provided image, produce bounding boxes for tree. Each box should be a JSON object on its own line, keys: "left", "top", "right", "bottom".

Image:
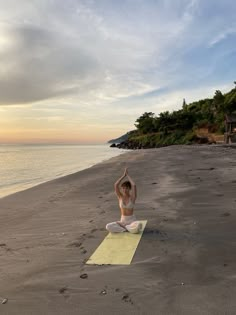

{"left": 212, "top": 90, "right": 224, "bottom": 114}
{"left": 182, "top": 98, "right": 188, "bottom": 111}
{"left": 135, "top": 112, "right": 157, "bottom": 134}
{"left": 224, "top": 90, "right": 236, "bottom": 113}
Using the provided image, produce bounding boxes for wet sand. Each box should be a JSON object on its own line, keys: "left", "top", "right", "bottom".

{"left": 0, "top": 145, "right": 236, "bottom": 314}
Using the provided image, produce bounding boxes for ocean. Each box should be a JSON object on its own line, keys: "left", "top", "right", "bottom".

{"left": 0, "top": 144, "right": 126, "bottom": 198}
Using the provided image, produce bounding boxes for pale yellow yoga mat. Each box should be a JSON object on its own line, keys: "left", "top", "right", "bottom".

{"left": 86, "top": 220, "right": 147, "bottom": 265}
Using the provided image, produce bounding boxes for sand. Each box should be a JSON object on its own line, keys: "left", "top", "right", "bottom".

{"left": 0, "top": 144, "right": 236, "bottom": 315}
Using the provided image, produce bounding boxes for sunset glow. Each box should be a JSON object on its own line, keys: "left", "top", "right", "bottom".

{"left": 0, "top": 0, "right": 235, "bottom": 143}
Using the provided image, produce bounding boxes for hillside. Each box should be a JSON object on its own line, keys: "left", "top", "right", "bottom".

{"left": 110, "top": 83, "right": 236, "bottom": 149}
{"left": 108, "top": 130, "right": 136, "bottom": 144}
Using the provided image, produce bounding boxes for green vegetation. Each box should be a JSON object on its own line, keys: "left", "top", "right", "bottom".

{"left": 127, "top": 83, "right": 236, "bottom": 148}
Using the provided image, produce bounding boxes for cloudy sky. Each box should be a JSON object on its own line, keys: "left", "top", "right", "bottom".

{"left": 0, "top": 0, "right": 235, "bottom": 144}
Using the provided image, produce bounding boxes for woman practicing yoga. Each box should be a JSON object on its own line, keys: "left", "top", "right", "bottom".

{"left": 106, "top": 167, "right": 142, "bottom": 234}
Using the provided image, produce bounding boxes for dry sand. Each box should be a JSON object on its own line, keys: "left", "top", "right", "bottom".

{"left": 0, "top": 144, "right": 236, "bottom": 315}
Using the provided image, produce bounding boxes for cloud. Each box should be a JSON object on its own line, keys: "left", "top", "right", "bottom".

{"left": 0, "top": 22, "right": 101, "bottom": 105}
{"left": 0, "top": 0, "right": 235, "bottom": 143}
{"left": 209, "top": 27, "right": 236, "bottom": 47}
{"left": 0, "top": 0, "right": 202, "bottom": 107}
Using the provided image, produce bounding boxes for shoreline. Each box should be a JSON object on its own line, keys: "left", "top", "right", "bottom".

{"left": 1, "top": 145, "right": 236, "bottom": 314}
{"left": 0, "top": 146, "right": 128, "bottom": 200}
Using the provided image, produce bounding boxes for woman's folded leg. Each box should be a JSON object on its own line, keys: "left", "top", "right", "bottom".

{"left": 125, "top": 221, "right": 142, "bottom": 234}
{"left": 106, "top": 221, "right": 126, "bottom": 233}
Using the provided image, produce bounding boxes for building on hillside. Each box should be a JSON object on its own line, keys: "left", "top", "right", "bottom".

{"left": 225, "top": 113, "right": 236, "bottom": 143}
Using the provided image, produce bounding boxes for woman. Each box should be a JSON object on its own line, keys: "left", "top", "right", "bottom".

{"left": 106, "top": 167, "right": 142, "bottom": 234}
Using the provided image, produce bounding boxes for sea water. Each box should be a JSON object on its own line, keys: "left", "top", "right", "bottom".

{"left": 0, "top": 144, "right": 126, "bottom": 198}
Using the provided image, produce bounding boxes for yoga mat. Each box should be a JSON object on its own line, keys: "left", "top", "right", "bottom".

{"left": 86, "top": 220, "right": 147, "bottom": 265}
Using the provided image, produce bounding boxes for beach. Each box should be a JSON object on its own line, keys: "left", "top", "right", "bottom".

{"left": 0, "top": 144, "right": 236, "bottom": 315}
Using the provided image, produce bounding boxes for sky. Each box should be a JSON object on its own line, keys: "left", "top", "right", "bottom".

{"left": 0, "top": 0, "right": 235, "bottom": 144}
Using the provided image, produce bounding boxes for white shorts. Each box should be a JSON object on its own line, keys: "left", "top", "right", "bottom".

{"left": 106, "top": 214, "right": 142, "bottom": 234}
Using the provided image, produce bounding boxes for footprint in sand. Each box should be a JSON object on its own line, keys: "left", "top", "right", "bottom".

{"left": 100, "top": 287, "right": 133, "bottom": 306}
{"left": 68, "top": 240, "right": 88, "bottom": 254}
{"left": 80, "top": 246, "right": 87, "bottom": 254}
{"left": 48, "top": 192, "right": 64, "bottom": 203}
{"left": 58, "top": 287, "right": 68, "bottom": 294}
{"left": 67, "top": 241, "right": 82, "bottom": 248}
{"left": 68, "top": 232, "right": 88, "bottom": 249}
{"left": 2, "top": 246, "right": 12, "bottom": 252}
{"left": 80, "top": 273, "right": 88, "bottom": 279}
{"left": 221, "top": 212, "right": 231, "bottom": 217}
{"left": 143, "top": 229, "right": 168, "bottom": 241}
{"left": 58, "top": 287, "right": 70, "bottom": 299}
{"left": 122, "top": 294, "right": 134, "bottom": 305}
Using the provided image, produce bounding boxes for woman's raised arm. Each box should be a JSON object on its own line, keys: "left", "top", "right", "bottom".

{"left": 114, "top": 168, "right": 127, "bottom": 198}
{"left": 126, "top": 169, "right": 137, "bottom": 202}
